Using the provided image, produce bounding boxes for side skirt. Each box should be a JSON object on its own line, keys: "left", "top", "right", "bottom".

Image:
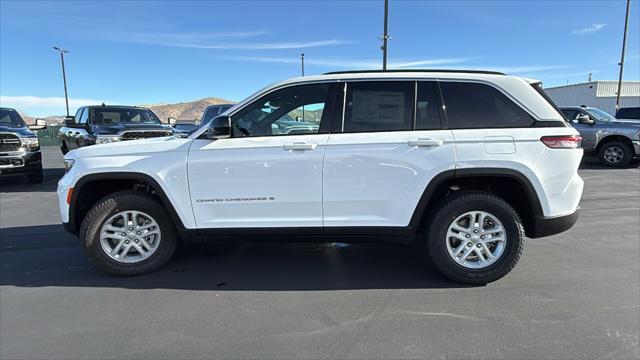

{"left": 181, "top": 227, "right": 417, "bottom": 245}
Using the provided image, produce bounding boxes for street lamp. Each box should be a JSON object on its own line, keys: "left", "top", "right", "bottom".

{"left": 53, "top": 47, "right": 70, "bottom": 116}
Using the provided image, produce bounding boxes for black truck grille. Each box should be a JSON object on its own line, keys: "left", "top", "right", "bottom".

{"left": 121, "top": 131, "right": 172, "bottom": 141}
{"left": 0, "top": 133, "right": 21, "bottom": 153}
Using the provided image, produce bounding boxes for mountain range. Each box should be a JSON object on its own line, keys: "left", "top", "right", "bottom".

{"left": 22, "top": 97, "right": 235, "bottom": 124}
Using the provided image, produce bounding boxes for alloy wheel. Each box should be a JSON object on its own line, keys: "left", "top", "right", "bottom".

{"left": 445, "top": 211, "right": 507, "bottom": 269}
{"left": 603, "top": 146, "right": 624, "bottom": 164}
{"left": 99, "top": 210, "right": 161, "bottom": 263}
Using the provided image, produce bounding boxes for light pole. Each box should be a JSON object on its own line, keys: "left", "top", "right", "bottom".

{"left": 615, "top": 0, "right": 631, "bottom": 111}
{"left": 301, "top": 52, "right": 305, "bottom": 122}
{"left": 381, "top": 0, "right": 390, "bottom": 70}
{"left": 53, "top": 47, "right": 70, "bottom": 116}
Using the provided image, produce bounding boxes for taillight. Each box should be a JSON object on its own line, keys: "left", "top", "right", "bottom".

{"left": 541, "top": 135, "right": 582, "bottom": 149}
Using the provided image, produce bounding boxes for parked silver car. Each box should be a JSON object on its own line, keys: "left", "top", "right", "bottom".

{"left": 560, "top": 106, "right": 640, "bottom": 167}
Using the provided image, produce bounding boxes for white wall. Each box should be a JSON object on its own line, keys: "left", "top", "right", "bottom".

{"left": 545, "top": 82, "right": 640, "bottom": 115}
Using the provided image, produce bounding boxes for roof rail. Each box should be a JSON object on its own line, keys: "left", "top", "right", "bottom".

{"left": 323, "top": 69, "right": 506, "bottom": 76}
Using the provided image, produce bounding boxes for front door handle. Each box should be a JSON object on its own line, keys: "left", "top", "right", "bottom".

{"left": 283, "top": 142, "right": 317, "bottom": 151}
{"left": 407, "top": 139, "right": 444, "bottom": 147}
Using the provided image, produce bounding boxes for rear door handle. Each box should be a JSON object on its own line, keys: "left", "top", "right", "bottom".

{"left": 407, "top": 139, "right": 444, "bottom": 147}
{"left": 283, "top": 142, "right": 317, "bottom": 151}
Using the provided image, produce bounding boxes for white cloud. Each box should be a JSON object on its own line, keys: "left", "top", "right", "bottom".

{"left": 103, "top": 30, "right": 354, "bottom": 50}
{"left": 216, "top": 56, "right": 469, "bottom": 69}
{"left": 0, "top": 95, "right": 108, "bottom": 109}
{"left": 572, "top": 24, "right": 606, "bottom": 35}
{"left": 471, "top": 65, "right": 571, "bottom": 73}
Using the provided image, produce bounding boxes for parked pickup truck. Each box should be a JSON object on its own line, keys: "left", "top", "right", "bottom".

{"left": 59, "top": 105, "right": 174, "bottom": 154}
{"left": 560, "top": 106, "right": 640, "bottom": 167}
{"left": 0, "top": 107, "right": 46, "bottom": 183}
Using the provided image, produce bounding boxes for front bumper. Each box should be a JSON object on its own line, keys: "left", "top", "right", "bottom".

{"left": 0, "top": 150, "right": 42, "bottom": 176}
{"left": 527, "top": 208, "right": 579, "bottom": 238}
{"left": 632, "top": 141, "right": 640, "bottom": 156}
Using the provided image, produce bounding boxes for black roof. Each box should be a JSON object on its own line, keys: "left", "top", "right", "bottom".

{"left": 323, "top": 69, "right": 506, "bottom": 76}
{"left": 86, "top": 104, "right": 149, "bottom": 109}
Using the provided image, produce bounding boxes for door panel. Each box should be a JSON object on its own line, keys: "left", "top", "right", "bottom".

{"left": 188, "top": 82, "right": 337, "bottom": 229}
{"left": 323, "top": 130, "right": 456, "bottom": 227}
{"left": 188, "top": 135, "right": 328, "bottom": 228}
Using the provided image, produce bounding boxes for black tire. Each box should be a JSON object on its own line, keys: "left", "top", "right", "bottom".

{"left": 598, "top": 140, "right": 633, "bottom": 167}
{"left": 425, "top": 191, "right": 525, "bottom": 285}
{"left": 79, "top": 191, "right": 178, "bottom": 276}
{"left": 61, "top": 142, "right": 68, "bottom": 155}
{"left": 27, "top": 168, "right": 43, "bottom": 183}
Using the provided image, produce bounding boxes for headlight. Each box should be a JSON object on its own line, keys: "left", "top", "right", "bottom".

{"left": 20, "top": 137, "right": 39, "bottom": 151}
{"left": 95, "top": 135, "right": 121, "bottom": 144}
{"left": 64, "top": 159, "right": 75, "bottom": 173}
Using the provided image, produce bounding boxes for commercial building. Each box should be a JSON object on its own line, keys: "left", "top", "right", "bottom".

{"left": 544, "top": 81, "right": 640, "bottom": 115}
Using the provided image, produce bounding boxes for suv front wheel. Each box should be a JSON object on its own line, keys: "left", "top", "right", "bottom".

{"left": 425, "top": 191, "right": 525, "bottom": 285}
{"left": 80, "top": 191, "right": 178, "bottom": 275}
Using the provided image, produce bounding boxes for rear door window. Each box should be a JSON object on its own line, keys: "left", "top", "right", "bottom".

{"left": 440, "top": 82, "right": 535, "bottom": 129}
{"left": 343, "top": 81, "right": 414, "bottom": 132}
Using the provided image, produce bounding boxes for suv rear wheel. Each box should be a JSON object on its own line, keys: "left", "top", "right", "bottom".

{"left": 425, "top": 191, "right": 524, "bottom": 285}
{"left": 79, "top": 191, "right": 178, "bottom": 275}
{"left": 598, "top": 140, "right": 633, "bottom": 167}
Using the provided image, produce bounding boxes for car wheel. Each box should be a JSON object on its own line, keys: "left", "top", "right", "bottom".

{"left": 61, "top": 142, "right": 69, "bottom": 155}
{"left": 27, "top": 168, "right": 44, "bottom": 183}
{"left": 425, "top": 191, "right": 525, "bottom": 285}
{"left": 79, "top": 191, "right": 178, "bottom": 276}
{"left": 598, "top": 141, "right": 632, "bottom": 167}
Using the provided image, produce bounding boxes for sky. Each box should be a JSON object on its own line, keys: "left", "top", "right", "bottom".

{"left": 1, "top": 0, "right": 638, "bottom": 117}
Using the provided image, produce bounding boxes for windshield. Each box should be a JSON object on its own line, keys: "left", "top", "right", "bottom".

{"left": 0, "top": 108, "right": 27, "bottom": 128}
{"left": 90, "top": 107, "right": 161, "bottom": 125}
{"left": 586, "top": 108, "right": 615, "bottom": 121}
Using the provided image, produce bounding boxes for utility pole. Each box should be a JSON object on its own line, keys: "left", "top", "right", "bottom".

{"left": 615, "top": 0, "right": 631, "bottom": 111}
{"left": 301, "top": 52, "right": 305, "bottom": 122}
{"left": 53, "top": 47, "right": 70, "bottom": 116}
{"left": 381, "top": 0, "right": 389, "bottom": 70}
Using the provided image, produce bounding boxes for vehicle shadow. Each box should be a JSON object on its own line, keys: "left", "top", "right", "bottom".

{"left": 0, "top": 168, "right": 64, "bottom": 193}
{"left": 579, "top": 156, "right": 640, "bottom": 170}
{"left": 0, "top": 224, "right": 467, "bottom": 291}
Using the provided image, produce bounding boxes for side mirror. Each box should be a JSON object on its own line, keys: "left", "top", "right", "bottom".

{"left": 28, "top": 118, "right": 47, "bottom": 130}
{"left": 577, "top": 114, "right": 594, "bottom": 125}
{"left": 64, "top": 116, "right": 76, "bottom": 127}
{"left": 168, "top": 117, "right": 177, "bottom": 126}
{"left": 204, "top": 115, "right": 231, "bottom": 139}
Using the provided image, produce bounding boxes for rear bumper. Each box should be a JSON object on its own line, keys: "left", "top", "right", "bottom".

{"left": 527, "top": 208, "right": 579, "bottom": 238}
{"left": 632, "top": 141, "right": 640, "bottom": 156}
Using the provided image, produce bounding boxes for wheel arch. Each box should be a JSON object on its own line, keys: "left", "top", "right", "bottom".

{"left": 67, "top": 172, "right": 187, "bottom": 235}
{"left": 409, "top": 168, "right": 545, "bottom": 238}
{"left": 595, "top": 134, "right": 634, "bottom": 152}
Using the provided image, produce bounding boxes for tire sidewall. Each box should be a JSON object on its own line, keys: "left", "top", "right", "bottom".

{"left": 428, "top": 194, "right": 524, "bottom": 284}
{"left": 81, "top": 192, "right": 177, "bottom": 275}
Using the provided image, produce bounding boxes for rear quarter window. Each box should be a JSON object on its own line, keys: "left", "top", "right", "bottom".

{"left": 440, "top": 82, "right": 535, "bottom": 129}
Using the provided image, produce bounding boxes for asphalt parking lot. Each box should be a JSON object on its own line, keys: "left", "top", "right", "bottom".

{"left": 1, "top": 146, "right": 639, "bottom": 359}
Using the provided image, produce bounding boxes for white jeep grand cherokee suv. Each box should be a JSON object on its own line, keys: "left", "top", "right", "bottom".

{"left": 58, "top": 70, "right": 583, "bottom": 284}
